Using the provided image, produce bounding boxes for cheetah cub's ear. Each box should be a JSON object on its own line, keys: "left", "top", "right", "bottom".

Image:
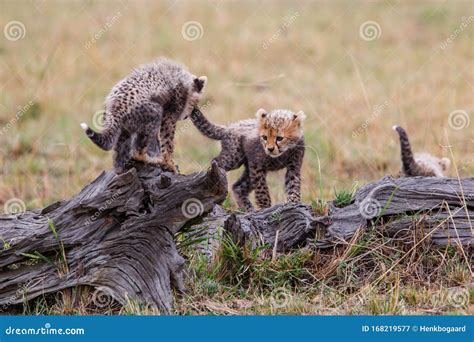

{"left": 193, "top": 76, "right": 207, "bottom": 92}
{"left": 293, "top": 111, "right": 306, "bottom": 122}
{"left": 439, "top": 157, "right": 451, "bottom": 172}
{"left": 256, "top": 108, "right": 268, "bottom": 120}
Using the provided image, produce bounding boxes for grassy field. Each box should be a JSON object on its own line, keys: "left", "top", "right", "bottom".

{"left": 1, "top": 0, "right": 472, "bottom": 315}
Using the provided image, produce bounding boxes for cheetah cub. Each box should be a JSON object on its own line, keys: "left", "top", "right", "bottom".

{"left": 191, "top": 107, "right": 306, "bottom": 211}
{"left": 392, "top": 125, "right": 450, "bottom": 177}
{"left": 81, "top": 58, "right": 207, "bottom": 172}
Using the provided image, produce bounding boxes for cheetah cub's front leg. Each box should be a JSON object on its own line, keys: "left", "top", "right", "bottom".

{"left": 285, "top": 156, "right": 303, "bottom": 203}
{"left": 285, "top": 165, "right": 302, "bottom": 203}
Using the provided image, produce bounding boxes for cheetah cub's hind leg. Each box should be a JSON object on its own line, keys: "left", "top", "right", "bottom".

{"left": 249, "top": 167, "right": 272, "bottom": 210}
{"left": 113, "top": 130, "right": 132, "bottom": 173}
{"left": 130, "top": 124, "right": 163, "bottom": 166}
{"left": 232, "top": 166, "right": 254, "bottom": 211}
{"left": 129, "top": 103, "right": 163, "bottom": 166}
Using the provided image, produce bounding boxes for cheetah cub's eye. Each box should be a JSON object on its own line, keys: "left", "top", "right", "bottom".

{"left": 262, "top": 135, "right": 267, "bottom": 141}
{"left": 276, "top": 136, "right": 284, "bottom": 142}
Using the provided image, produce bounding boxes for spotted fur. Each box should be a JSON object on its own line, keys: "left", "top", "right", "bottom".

{"left": 81, "top": 58, "right": 207, "bottom": 172}
{"left": 393, "top": 125, "right": 450, "bottom": 177}
{"left": 191, "top": 107, "right": 306, "bottom": 210}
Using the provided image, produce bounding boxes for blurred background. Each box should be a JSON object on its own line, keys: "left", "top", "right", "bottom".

{"left": 1, "top": 0, "right": 473, "bottom": 211}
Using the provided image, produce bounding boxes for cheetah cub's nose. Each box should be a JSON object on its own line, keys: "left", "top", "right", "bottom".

{"left": 267, "top": 147, "right": 275, "bottom": 152}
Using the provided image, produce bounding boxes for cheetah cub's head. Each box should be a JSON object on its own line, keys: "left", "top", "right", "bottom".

{"left": 256, "top": 108, "right": 306, "bottom": 157}
{"left": 437, "top": 157, "right": 451, "bottom": 174}
{"left": 181, "top": 75, "right": 207, "bottom": 120}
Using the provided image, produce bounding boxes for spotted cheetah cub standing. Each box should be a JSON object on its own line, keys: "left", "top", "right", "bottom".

{"left": 392, "top": 125, "right": 450, "bottom": 177}
{"left": 81, "top": 58, "right": 207, "bottom": 172}
{"left": 191, "top": 107, "right": 305, "bottom": 211}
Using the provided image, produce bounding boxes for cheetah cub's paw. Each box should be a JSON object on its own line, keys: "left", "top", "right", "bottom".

{"left": 132, "top": 150, "right": 163, "bottom": 165}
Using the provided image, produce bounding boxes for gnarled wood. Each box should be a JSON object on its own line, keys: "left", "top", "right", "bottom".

{"left": 317, "top": 176, "right": 473, "bottom": 247}
{"left": 188, "top": 177, "right": 473, "bottom": 254}
{"left": 1, "top": 172, "right": 472, "bottom": 313}
{"left": 0, "top": 161, "right": 227, "bottom": 314}
{"left": 224, "top": 203, "right": 316, "bottom": 252}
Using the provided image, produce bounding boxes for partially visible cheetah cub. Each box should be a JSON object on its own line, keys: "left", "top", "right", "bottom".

{"left": 191, "top": 107, "right": 306, "bottom": 211}
{"left": 392, "top": 125, "right": 450, "bottom": 177}
{"left": 81, "top": 58, "right": 207, "bottom": 172}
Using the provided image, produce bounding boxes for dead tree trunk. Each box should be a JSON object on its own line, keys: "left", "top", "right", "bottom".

{"left": 319, "top": 176, "right": 474, "bottom": 248}
{"left": 188, "top": 177, "right": 473, "bottom": 255}
{"left": 0, "top": 162, "right": 227, "bottom": 314}
{"left": 1, "top": 170, "right": 472, "bottom": 313}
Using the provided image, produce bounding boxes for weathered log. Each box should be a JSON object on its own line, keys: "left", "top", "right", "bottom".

{"left": 0, "top": 161, "right": 227, "bottom": 313}
{"left": 1, "top": 171, "right": 472, "bottom": 312}
{"left": 188, "top": 177, "right": 473, "bottom": 254}
{"left": 224, "top": 204, "right": 317, "bottom": 251}
{"left": 318, "top": 176, "right": 474, "bottom": 247}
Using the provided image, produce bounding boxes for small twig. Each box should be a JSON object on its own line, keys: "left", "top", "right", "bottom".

{"left": 272, "top": 230, "right": 279, "bottom": 261}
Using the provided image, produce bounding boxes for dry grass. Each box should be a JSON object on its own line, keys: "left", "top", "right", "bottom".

{"left": 0, "top": 0, "right": 472, "bottom": 315}
{"left": 14, "top": 227, "right": 472, "bottom": 315}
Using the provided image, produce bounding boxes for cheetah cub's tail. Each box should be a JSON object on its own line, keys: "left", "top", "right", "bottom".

{"left": 190, "top": 107, "right": 227, "bottom": 140}
{"left": 80, "top": 121, "right": 120, "bottom": 151}
{"left": 392, "top": 125, "right": 418, "bottom": 176}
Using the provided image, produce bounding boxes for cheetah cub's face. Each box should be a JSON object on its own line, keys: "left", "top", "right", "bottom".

{"left": 256, "top": 108, "right": 306, "bottom": 157}
{"left": 181, "top": 76, "right": 207, "bottom": 120}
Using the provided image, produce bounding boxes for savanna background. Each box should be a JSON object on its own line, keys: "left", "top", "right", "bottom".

{"left": 0, "top": 0, "right": 472, "bottom": 315}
